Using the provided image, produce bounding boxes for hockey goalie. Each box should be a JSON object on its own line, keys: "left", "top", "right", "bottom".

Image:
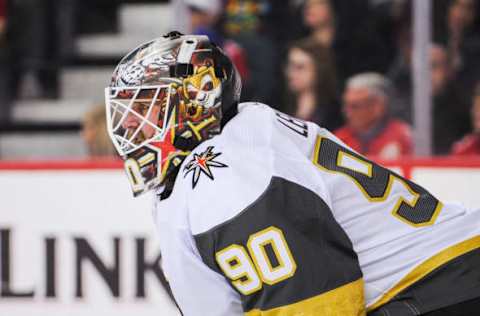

{"left": 104, "top": 32, "right": 480, "bottom": 316}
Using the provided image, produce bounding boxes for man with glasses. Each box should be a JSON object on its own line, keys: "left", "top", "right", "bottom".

{"left": 335, "top": 72, "right": 413, "bottom": 159}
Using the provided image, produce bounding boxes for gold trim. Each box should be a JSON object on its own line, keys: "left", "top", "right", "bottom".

{"left": 160, "top": 151, "right": 189, "bottom": 179}
{"left": 367, "top": 235, "right": 480, "bottom": 311}
{"left": 337, "top": 151, "right": 373, "bottom": 178}
{"left": 247, "top": 226, "right": 297, "bottom": 285}
{"left": 245, "top": 278, "right": 365, "bottom": 316}
{"left": 138, "top": 152, "right": 155, "bottom": 167}
{"left": 312, "top": 136, "right": 443, "bottom": 227}
{"left": 215, "top": 244, "right": 263, "bottom": 295}
{"left": 187, "top": 115, "right": 217, "bottom": 140}
{"left": 124, "top": 158, "right": 144, "bottom": 192}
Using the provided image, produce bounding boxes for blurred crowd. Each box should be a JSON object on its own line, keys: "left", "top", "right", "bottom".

{"left": 183, "top": 0, "right": 480, "bottom": 158}
{"left": 0, "top": 0, "right": 76, "bottom": 118}
{"left": 1, "top": 0, "right": 480, "bottom": 159}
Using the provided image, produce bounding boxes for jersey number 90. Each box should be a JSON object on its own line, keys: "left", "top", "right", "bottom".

{"left": 313, "top": 136, "right": 443, "bottom": 227}
{"left": 215, "top": 226, "right": 297, "bottom": 295}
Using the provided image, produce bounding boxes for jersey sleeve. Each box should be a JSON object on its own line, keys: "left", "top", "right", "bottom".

{"left": 193, "top": 177, "right": 366, "bottom": 315}
{"left": 156, "top": 221, "right": 243, "bottom": 316}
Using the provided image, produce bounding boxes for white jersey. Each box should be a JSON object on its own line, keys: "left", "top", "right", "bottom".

{"left": 153, "top": 102, "right": 480, "bottom": 316}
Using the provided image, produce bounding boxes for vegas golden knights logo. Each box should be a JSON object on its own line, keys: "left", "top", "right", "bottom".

{"left": 183, "top": 146, "right": 228, "bottom": 188}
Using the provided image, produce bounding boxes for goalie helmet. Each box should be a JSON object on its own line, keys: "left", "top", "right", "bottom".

{"left": 105, "top": 32, "right": 241, "bottom": 197}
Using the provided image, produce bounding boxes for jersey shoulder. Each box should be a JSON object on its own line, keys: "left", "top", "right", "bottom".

{"left": 169, "top": 102, "right": 335, "bottom": 235}
{"left": 156, "top": 102, "right": 275, "bottom": 233}
{"left": 176, "top": 127, "right": 273, "bottom": 236}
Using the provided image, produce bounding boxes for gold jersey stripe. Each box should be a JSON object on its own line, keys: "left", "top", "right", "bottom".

{"left": 245, "top": 278, "right": 366, "bottom": 316}
{"left": 367, "top": 235, "right": 480, "bottom": 312}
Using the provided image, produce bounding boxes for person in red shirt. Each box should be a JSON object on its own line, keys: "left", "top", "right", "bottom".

{"left": 335, "top": 72, "right": 413, "bottom": 159}
{"left": 451, "top": 83, "right": 480, "bottom": 155}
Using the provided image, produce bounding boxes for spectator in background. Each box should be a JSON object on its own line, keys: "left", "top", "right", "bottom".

{"left": 434, "top": 0, "right": 480, "bottom": 99}
{"left": 445, "top": 0, "right": 477, "bottom": 69}
{"left": 187, "top": 0, "right": 221, "bottom": 33}
{"left": 385, "top": 0, "right": 414, "bottom": 123}
{"left": 302, "top": 0, "right": 389, "bottom": 88}
{"left": 303, "top": 0, "right": 336, "bottom": 48}
{"left": 284, "top": 39, "right": 342, "bottom": 130}
{"left": 389, "top": 43, "right": 471, "bottom": 154}
{"left": 452, "top": 83, "right": 480, "bottom": 155}
{"left": 335, "top": 73, "right": 413, "bottom": 160}
{"left": 82, "top": 104, "right": 116, "bottom": 158}
{"left": 186, "top": 0, "right": 249, "bottom": 82}
{"left": 6, "top": 0, "right": 61, "bottom": 99}
{"left": 431, "top": 44, "right": 471, "bottom": 154}
{"left": 369, "top": 0, "right": 401, "bottom": 68}
{"left": 222, "top": 0, "right": 292, "bottom": 105}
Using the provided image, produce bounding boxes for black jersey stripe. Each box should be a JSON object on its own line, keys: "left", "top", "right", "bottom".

{"left": 194, "top": 176, "right": 364, "bottom": 313}
{"left": 245, "top": 278, "right": 365, "bottom": 316}
{"left": 368, "top": 235, "right": 480, "bottom": 314}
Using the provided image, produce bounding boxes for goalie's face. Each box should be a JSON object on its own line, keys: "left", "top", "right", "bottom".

{"left": 106, "top": 66, "right": 223, "bottom": 196}
{"left": 105, "top": 34, "right": 241, "bottom": 197}
{"left": 122, "top": 97, "right": 160, "bottom": 140}
{"left": 106, "top": 84, "right": 174, "bottom": 155}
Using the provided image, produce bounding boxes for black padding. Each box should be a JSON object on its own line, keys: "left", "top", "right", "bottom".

{"left": 369, "top": 247, "right": 480, "bottom": 316}
{"left": 169, "top": 63, "right": 194, "bottom": 78}
{"left": 211, "top": 45, "right": 226, "bottom": 79}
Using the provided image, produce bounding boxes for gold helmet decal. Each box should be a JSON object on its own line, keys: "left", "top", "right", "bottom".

{"left": 105, "top": 33, "right": 240, "bottom": 197}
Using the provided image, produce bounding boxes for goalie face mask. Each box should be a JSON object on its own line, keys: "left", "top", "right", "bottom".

{"left": 105, "top": 33, "right": 239, "bottom": 197}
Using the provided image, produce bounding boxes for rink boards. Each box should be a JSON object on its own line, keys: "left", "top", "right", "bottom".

{"left": 0, "top": 158, "right": 479, "bottom": 316}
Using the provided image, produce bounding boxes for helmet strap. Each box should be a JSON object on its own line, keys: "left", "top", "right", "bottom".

{"left": 169, "top": 63, "right": 194, "bottom": 77}
{"left": 211, "top": 44, "right": 227, "bottom": 79}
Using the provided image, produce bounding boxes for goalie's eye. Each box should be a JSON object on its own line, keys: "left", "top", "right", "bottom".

{"left": 200, "top": 74, "right": 214, "bottom": 91}
{"left": 133, "top": 102, "right": 149, "bottom": 115}
{"left": 202, "top": 81, "right": 214, "bottom": 91}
